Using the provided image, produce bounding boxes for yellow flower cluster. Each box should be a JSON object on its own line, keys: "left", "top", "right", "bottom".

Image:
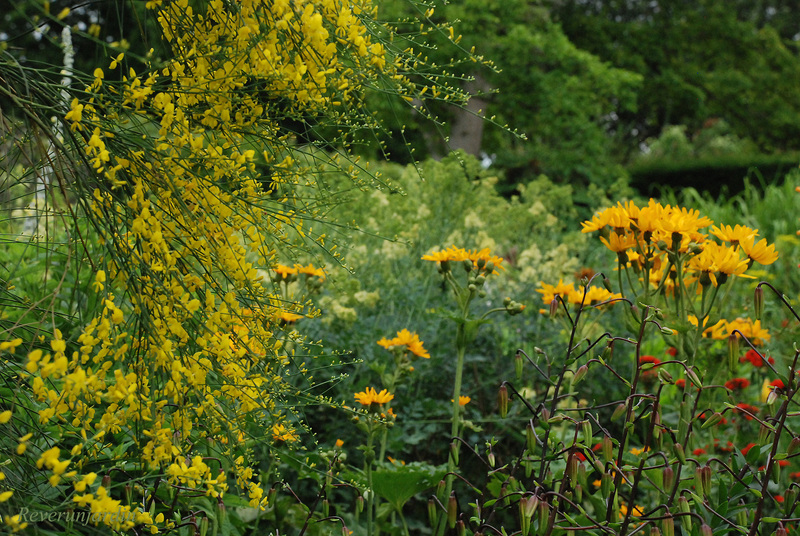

{"left": 536, "top": 279, "right": 622, "bottom": 308}
{"left": 354, "top": 387, "right": 395, "bottom": 406}
{"left": 582, "top": 199, "right": 777, "bottom": 288}
{"left": 5, "top": 0, "right": 420, "bottom": 529}
{"left": 377, "top": 329, "right": 430, "bottom": 359}
{"left": 689, "top": 315, "right": 771, "bottom": 346}
{"left": 422, "top": 245, "right": 505, "bottom": 273}
{"left": 273, "top": 263, "right": 326, "bottom": 280}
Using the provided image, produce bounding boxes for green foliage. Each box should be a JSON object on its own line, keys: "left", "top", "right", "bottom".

{"left": 468, "top": 13, "right": 641, "bottom": 192}
{"left": 371, "top": 462, "right": 446, "bottom": 514}
{"left": 629, "top": 152, "right": 799, "bottom": 197}
{"left": 556, "top": 0, "right": 800, "bottom": 154}
{"left": 304, "top": 151, "right": 590, "bottom": 355}
{"left": 366, "top": 1, "right": 642, "bottom": 193}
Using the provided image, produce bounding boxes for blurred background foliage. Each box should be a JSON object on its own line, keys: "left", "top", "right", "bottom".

{"left": 3, "top": 0, "right": 800, "bottom": 533}
{"left": 6, "top": 0, "right": 799, "bottom": 197}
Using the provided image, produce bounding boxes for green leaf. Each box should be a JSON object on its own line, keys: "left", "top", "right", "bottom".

{"left": 371, "top": 462, "right": 447, "bottom": 513}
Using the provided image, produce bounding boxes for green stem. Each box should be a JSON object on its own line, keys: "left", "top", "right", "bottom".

{"left": 436, "top": 321, "right": 468, "bottom": 536}
{"left": 366, "top": 429, "right": 375, "bottom": 536}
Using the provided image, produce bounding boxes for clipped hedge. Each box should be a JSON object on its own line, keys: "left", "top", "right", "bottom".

{"left": 628, "top": 153, "right": 799, "bottom": 196}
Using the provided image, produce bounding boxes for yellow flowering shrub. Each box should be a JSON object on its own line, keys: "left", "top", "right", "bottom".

{"left": 0, "top": 0, "right": 470, "bottom": 532}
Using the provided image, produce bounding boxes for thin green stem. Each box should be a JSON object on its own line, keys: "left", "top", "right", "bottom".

{"left": 366, "top": 428, "right": 375, "bottom": 536}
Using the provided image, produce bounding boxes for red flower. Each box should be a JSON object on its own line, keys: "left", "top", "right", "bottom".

{"left": 770, "top": 379, "right": 785, "bottom": 389}
{"left": 741, "top": 443, "right": 757, "bottom": 456}
{"left": 779, "top": 460, "right": 790, "bottom": 467}
{"left": 715, "top": 440, "right": 734, "bottom": 453}
{"left": 725, "top": 378, "right": 750, "bottom": 390}
{"left": 790, "top": 471, "right": 800, "bottom": 480}
{"left": 639, "top": 355, "right": 661, "bottom": 365}
{"left": 667, "top": 347, "right": 678, "bottom": 357}
{"left": 675, "top": 379, "right": 686, "bottom": 388}
{"left": 776, "top": 495, "right": 785, "bottom": 503}
{"left": 693, "top": 448, "right": 707, "bottom": 455}
{"left": 740, "top": 349, "right": 774, "bottom": 368}
{"left": 574, "top": 451, "right": 587, "bottom": 462}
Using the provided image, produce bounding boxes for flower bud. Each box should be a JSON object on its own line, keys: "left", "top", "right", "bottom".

{"left": 439, "top": 260, "right": 450, "bottom": 273}
{"left": 678, "top": 497, "right": 691, "bottom": 533}
{"left": 463, "top": 259, "right": 474, "bottom": 272}
{"left": 662, "top": 516, "right": 674, "bottom": 536}
{"left": 759, "top": 424, "right": 772, "bottom": 444}
{"left": 515, "top": 351, "right": 524, "bottom": 380}
{"left": 775, "top": 524, "right": 788, "bottom": 536}
{"left": 450, "top": 441, "right": 459, "bottom": 466}
{"left": 673, "top": 443, "right": 686, "bottom": 464}
{"left": 783, "top": 489, "right": 797, "bottom": 516}
{"left": 658, "top": 368, "right": 674, "bottom": 384}
{"left": 566, "top": 454, "right": 578, "bottom": 482}
{"left": 436, "top": 479, "right": 446, "bottom": 502}
{"left": 611, "top": 403, "right": 627, "bottom": 422}
{"left": 650, "top": 527, "right": 661, "bottom": 536}
{"left": 701, "top": 523, "right": 713, "bottom": 536}
{"left": 728, "top": 333, "right": 739, "bottom": 371}
{"left": 477, "top": 257, "right": 486, "bottom": 270}
{"left": 582, "top": 420, "right": 593, "bottom": 447}
{"left": 498, "top": 384, "right": 509, "bottom": 418}
{"left": 217, "top": 497, "right": 227, "bottom": 524}
{"left": 789, "top": 436, "right": 800, "bottom": 455}
{"left": 601, "top": 472, "right": 612, "bottom": 498}
{"left": 603, "top": 276, "right": 613, "bottom": 291}
{"left": 519, "top": 495, "right": 539, "bottom": 536}
{"left": 754, "top": 286, "right": 764, "bottom": 321}
{"left": 602, "top": 435, "right": 613, "bottom": 463}
{"left": 538, "top": 500, "right": 550, "bottom": 535}
{"left": 663, "top": 466, "right": 674, "bottom": 491}
{"left": 484, "top": 260, "right": 495, "bottom": 273}
{"left": 342, "top": 526, "right": 350, "bottom": 536}
{"left": 698, "top": 465, "right": 712, "bottom": 497}
{"left": 601, "top": 340, "right": 614, "bottom": 363}
{"left": 737, "top": 507, "right": 748, "bottom": 528}
{"left": 767, "top": 387, "right": 779, "bottom": 405}
{"left": 526, "top": 422, "right": 537, "bottom": 454}
{"left": 549, "top": 297, "right": 559, "bottom": 317}
{"left": 447, "top": 492, "right": 458, "bottom": 528}
{"left": 323, "top": 499, "right": 330, "bottom": 517}
{"left": 547, "top": 414, "right": 565, "bottom": 425}
{"left": 428, "top": 497, "right": 438, "bottom": 526}
{"left": 456, "top": 520, "right": 466, "bottom": 536}
{"left": 540, "top": 407, "right": 551, "bottom": 422}
{"left": 356, "top": 494, "right": 365, "bottom": 513}
{"left": 701, "top": 412, "right": 724, "bottom": 429}
{"left": 686, "top": 368, "right": 703, "bottom": 388}
{"left": 573, "top": 364, "right": 589, "bottom": 386}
